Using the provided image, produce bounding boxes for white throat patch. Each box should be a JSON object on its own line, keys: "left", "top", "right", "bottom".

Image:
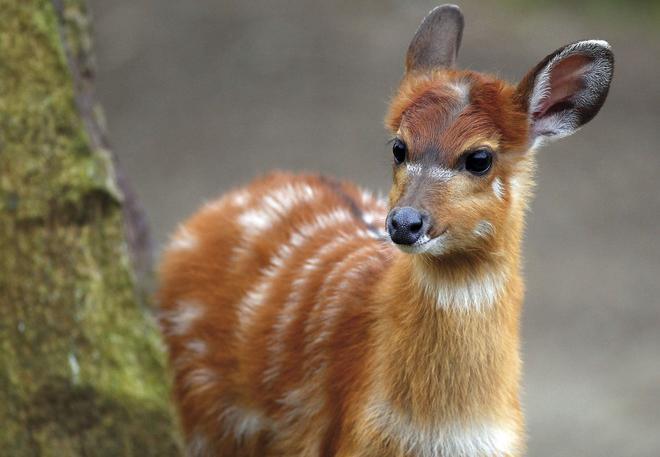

{"left": 412, "top": 261, "right": 507, "bottom": 311}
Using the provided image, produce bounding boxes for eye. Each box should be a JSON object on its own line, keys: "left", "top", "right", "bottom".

{"left": 464, "top": 149, "right": 493, "bottom": 175}
{"left": 392, "top": 138, "right": 407, "bottom": 164}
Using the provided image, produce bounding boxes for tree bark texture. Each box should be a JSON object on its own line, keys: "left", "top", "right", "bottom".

{"left": 0, "top": 0, "right": 180, "bottom": 454}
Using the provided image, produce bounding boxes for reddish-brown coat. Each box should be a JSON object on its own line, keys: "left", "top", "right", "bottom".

{"left": 159, "top": 64, "right": 535, "bottom": 456}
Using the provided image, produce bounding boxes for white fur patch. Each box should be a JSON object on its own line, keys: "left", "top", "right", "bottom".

{"left": 491, "top": 177, "right": 505, "bottom": 200}
{"left": 160, "top": 300, "right": 204, "bottom": 336}
{"left": 406, "top": 164, "right": 455, "bottom": 182}
{"left": 168, "top": 226, "right": 198, "bottom": 251}
{"left": 184, "top": 339, "right": 208, "bottom": 355}
{"left": 182, "top": 367, "right": 218, "bottom": 392}
{"left": 219, "top": 405, "right": 267, "bottom": 439}
{"left": 407, "top": 163, "right": 424, "bottom": 176}
{"left": 261, "top": 216, "right": 374, "bottom": 385}
{"left": 236, "top": 207, "right": 359, "bottom": 344}
{"left": 428, "top": 166, "right": 455, "bottom": 181}
{"left": 449, "top": 82, "right": 470, "bottom": 104}
{"left": 231, "top": 190, "right": 250, "bottom": 207}
{"left": 237, "top": 208, "right": 273, "bottom": 232}
{"left": 237, "top": 184, "right": 317, "bottom": 234}
{"left": 363, "top": 399, "right": 517, "bottom": 457}
{"left": 473, "top": 220, "right": 495, "bottom": 239}
{"left": 394, "top": 232, "right": 448, "bottom": 256}
{"left": 236, "top": 281, "right": 270, "bottom": 341}
{"left": 413, "top": 262, "right": 507, "bottom": 311}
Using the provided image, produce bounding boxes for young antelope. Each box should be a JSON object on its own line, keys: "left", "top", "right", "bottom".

{"left": 158, "top": 5, "right": 614, "bottom": 456}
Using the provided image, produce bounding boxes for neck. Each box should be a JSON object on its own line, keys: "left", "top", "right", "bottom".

{"left": 371, "top": 241, "right": 524, "bottom": 427}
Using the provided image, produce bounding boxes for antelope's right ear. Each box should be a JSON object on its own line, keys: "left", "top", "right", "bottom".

{"left": 516, "top": 40, "right": 614, "bottom": 146}
{"left": 406, "top": 4, "right": 464, "bottom": 73}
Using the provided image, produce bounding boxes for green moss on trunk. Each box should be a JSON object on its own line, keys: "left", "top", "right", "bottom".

{"left": 0, "top": 0, "right": 180, "bottom": 454}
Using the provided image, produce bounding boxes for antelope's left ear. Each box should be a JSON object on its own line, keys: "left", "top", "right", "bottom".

{"left": 516, "top": 40, "right": 614, "bottom": 145}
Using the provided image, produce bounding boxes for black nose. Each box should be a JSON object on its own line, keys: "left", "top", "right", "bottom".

{"left": 387, "top": 207, "right": 427, "bottom": 245}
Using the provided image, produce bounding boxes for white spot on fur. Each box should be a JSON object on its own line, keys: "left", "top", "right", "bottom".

{"left": 238, "top": 208, "right": 272, "bottom": 232}
{"left": 219, "top": 405, "right": 267, "bottom": 439}
{"left": 168, "top": 226, "right": 198, "bottom": 251}
{"left": 427, "top": 166, "right": 455, "bottom": 181}
{"left": 234, "top": 184, "right": 319, "bottom": 259}
{"left": 236, "top": 281, "right": 270, "bottom": 340}
{"left": 363, "top": 399, "right": 517, "bottom": 457}
{"left": 407, "top": 163, "right": 455, "bottom": 182}
{"left": 231, "top": 190, "right": 250, "bottom": 207}
{"left": 160, "top": 300, "right": 204, "bottom": 336}
{"left": 185, "top": 339, "right": 207, "bottom": 355}
{"left": 449, "top": 82, "right": 471, "bottom": 103}
{"left": 473, "top": 220, "right": 495, "bottom": 239}
{"left": 183, "top": 367, "right": 218, "bottom": 393}
{"left": 407, "top": 163, "right": 424, "bottom": 176}
{"left": 492, "top": 177, "right": 505, "bottom": 200}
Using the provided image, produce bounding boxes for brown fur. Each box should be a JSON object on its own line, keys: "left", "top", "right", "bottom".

{"left": 157, "top": 16, "right": 571, "bottom": 457}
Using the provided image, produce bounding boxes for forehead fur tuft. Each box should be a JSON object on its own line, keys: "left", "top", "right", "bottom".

{"left": 385, "top": 70, "right": 530, "bottom": 152}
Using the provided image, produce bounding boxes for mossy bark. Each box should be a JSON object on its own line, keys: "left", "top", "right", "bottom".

{"left": 0, "top": 0, "right": 180, "bottom": 455}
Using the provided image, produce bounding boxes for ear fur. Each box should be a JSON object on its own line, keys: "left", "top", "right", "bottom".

{"left": 406, "top": 4, "right": 464, "bottom": 73}
{"left": 516, "top": 40, "right": 614, "bottom": 145}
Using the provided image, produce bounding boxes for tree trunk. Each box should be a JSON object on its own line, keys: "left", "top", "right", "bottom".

{"left": 0, "top": 0, "right": 180, "bottom": 454}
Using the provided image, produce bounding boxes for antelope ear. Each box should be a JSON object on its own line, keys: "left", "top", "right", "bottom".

{"left": 516, "top": 40, "right": 614, "bottom": 145}
{"left": 406, "top": 4, "right": 464, "bottom": 72}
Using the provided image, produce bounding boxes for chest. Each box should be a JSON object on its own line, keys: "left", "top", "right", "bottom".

{"left": 358, "top": 398, "right": 521, "bottom": 457}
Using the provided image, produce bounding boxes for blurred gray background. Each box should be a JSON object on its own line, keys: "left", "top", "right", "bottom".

{"left": 89, "top": 1, "right": 659, "bottom": 455}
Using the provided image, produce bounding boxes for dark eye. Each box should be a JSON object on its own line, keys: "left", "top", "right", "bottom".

{"left": 392, "top": 138, "right": 407, "bottom": 164}
{"left": 464, "top": 149, "right": 493, "bottom": 175}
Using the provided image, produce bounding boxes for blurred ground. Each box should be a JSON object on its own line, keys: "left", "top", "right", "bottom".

{"left": 89, "top": 1, "right": 660, "bottom": 455}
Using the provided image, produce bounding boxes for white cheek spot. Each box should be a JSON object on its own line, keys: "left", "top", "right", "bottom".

{"left": 167, "top": 226, "right": 198, "bottom": 251}
{"left": 473, "top": 220, "right": 495, "bottom": 239}
{"left": 160, "top": 300, "right": 204, "bottom": 336}
{"left": 492, "top": 177, "right": 505, "bottom": 200}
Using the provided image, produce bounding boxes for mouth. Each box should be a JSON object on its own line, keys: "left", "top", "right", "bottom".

{"left": 393, "top": 229, "right": 448, "bottom": 255}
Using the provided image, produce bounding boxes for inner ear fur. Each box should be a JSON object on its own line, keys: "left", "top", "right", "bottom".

{"left": 406, "top": 4, "right": 464, "bottom": 73}
{"left": 515, "top": 40, "right": 614, "bottom": 142}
